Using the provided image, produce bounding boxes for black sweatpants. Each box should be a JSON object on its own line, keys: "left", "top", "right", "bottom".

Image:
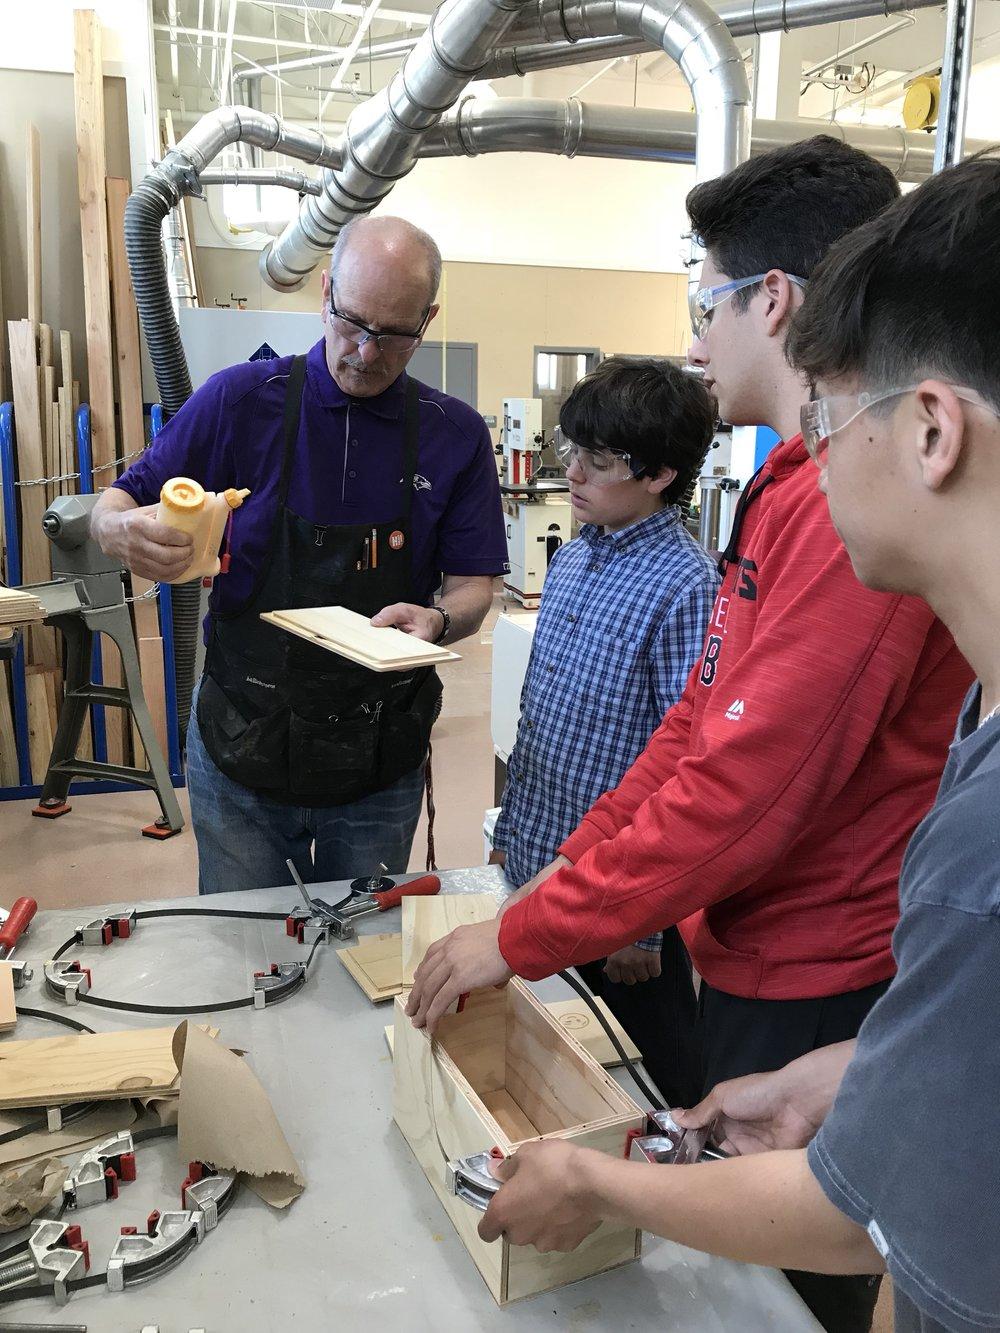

{"left": 575, "top": 926, "right": 702, "bottom": 1109}
{"left": 698, "top": 977, "right": 892, "bottom": 1333}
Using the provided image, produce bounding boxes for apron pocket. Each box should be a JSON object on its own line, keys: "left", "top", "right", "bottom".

{"left": 288, "top": 711, "right": 377, "bottom": 800}
{"left": 378, "top": 670, "right": 443, "bottom": 788}
{"left": 196, "top": 673, "right": 290, "bottom": 792}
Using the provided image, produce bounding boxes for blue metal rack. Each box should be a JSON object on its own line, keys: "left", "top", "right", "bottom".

{"left": 0, "top": 399, "right": 184, "bottom": 799}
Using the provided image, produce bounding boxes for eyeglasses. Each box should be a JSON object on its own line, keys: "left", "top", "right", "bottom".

{"left": 328, "top": 295, "right": 429, "bottom": 353}
{"left": 801, "top": 383, "right": 1000, "bottom": 465}
{"left": 690, "top": 272, "right": 807, "bottom": 341}
{"left": 554, "top": 434, "right": 638, "bottom": 486}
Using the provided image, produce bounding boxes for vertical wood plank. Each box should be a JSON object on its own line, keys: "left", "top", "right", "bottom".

{"left": 73, "top": 9, "right": 116, "bottom": 477}
{"left": 105, "top": 177, "right": 146, "bottom": 462}
{"left": 26, "top": 126, "right": 41, "bottom": 328}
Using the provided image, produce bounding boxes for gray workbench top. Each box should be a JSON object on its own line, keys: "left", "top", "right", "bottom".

{"left": 4, "top": 867, "right": 820, "bottom": 1331}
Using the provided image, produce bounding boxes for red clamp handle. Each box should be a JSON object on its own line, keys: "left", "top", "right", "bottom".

{"left": 0, "top": 897, "right": 36, "bottom": 955}
{"left": 373, "top": 874, "right": 441, "bottom": 912}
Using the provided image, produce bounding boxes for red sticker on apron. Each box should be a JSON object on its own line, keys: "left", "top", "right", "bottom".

{"left": 389, "top": 530, "right": 405, "bottom": 551}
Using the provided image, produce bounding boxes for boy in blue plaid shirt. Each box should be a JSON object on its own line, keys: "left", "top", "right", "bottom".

{"left": 491, "top": 357, "right": 719, "bottom": 1104}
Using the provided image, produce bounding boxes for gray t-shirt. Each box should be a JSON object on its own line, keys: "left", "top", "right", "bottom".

{"left": 808, "top": 684, "right": 1000, "bottom": 1332}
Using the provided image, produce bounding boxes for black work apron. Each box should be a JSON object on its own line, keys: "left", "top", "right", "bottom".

{"left": 195, "top": 355, "right": 442, "bottom": 806}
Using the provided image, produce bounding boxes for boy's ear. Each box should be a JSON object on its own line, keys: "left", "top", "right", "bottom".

{"left": 647, "top": 466, "right": 678, "bottom": 496}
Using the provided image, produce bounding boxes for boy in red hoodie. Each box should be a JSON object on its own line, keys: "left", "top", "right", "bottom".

{"left": 408, "top": 138, "right": 973, "bottom": 1331}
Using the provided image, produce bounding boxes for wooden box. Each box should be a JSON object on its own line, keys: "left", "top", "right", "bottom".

{"left": 392, "top": 981, "right": 644, "bottom": 1304}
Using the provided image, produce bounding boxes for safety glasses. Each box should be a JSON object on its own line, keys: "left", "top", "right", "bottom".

{"left": 802, "top": 384, "right": 1000, "bottom": 464}
{"left": 554, "top": 434, "right": 638, "bottom": 486}
{"left": 690, "top": 273, "right": 807, "bottom": 341}
{"left": 328, "top": 296, "right": 430, "bottom": 353}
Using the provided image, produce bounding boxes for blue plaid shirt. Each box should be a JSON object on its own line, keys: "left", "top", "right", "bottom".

{"left": 493, "top": 505, "right": 719, "bottom": 950}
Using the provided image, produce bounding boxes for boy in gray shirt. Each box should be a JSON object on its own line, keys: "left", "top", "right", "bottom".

{"left": 468, "top": 155, "right": 1000, "bottom": 1333}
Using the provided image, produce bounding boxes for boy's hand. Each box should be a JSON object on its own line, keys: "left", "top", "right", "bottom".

{"left": 604, "top": 945, "right": 661, "bottom": 985}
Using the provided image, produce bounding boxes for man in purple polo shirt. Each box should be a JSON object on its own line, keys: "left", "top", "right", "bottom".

{"left": 91, "top": 216, "right": 508, "bottom": 893}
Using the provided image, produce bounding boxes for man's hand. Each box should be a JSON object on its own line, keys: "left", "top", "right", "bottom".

{"left": 371, "top": 603, "right": 444, "bottom": 642}
{"left": 673, "top": 1039, "right": 857, "bottom": 1156}
{"left": 496, "top": 853, "right": 571, "bottom": 918}
{"left": 488, "top": 849, "right": 507, "bottom": 868}
{"left": 405, "top": 917, "right": 513, "bottom": 1033}
{"left": 93, "top": 503, "right": 194, "bottom": 583}
{"left": 478, "top": 1141, "right": 601, "bottom": 1252}
{"left": 604, "top": 945, "right": 661, "bottom": 985}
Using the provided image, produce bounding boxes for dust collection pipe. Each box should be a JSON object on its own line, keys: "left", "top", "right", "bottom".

{"left": 260, "top": 0, "right": 750, "bottom": 291}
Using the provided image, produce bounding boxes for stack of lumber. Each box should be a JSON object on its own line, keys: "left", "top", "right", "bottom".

{"left": 0, "top": 11, "right": 174, "bottom": 787}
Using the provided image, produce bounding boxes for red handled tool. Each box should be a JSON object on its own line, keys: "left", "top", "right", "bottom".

{"left": 0, "top": 896, "right": 36, "bottom": 960}
{"left": 285, "top": 859, "right": 441, "bottom": 942}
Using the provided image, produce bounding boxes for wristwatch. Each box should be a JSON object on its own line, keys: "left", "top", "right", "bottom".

{"left": 431, "top": 604, "right": 451, "bottom": 643}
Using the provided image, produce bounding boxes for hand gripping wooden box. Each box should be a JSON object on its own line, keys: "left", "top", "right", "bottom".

{"left": 392, "top": 982, "right": 645, "bottom": 1304}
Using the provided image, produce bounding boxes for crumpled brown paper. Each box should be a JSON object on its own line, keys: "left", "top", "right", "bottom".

{"left": 0, "top": 1157, "right": 67, "bottom": 1232}
{"left": 172, "top": 1021, "right": 304, "bottom": 1208}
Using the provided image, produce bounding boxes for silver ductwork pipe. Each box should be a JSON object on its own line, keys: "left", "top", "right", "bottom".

{"left": 261, "top": 0, "right": 749, "bottom": 291}
{"left": 198, "top": 167, "right": 328, "bottom": 193}
{"left": 503, "top": 0, "right": 939, "bottom": 43}
{"left": 418, "top": 96, "right": 987, "bottom": 181}
{"left": 260, "top": 0, "right": 540, "bottom": 293}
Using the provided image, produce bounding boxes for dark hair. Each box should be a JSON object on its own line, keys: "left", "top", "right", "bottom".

{"left": 786, "top": 153, "right": 1000, "bottom": 412}
{"left": 559, "top": 357, "right": 716, "bottom": 507}
{"left": 686, "top": 135, "right": 900, "bottom": 312}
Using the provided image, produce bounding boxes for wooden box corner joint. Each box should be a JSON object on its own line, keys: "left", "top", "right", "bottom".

{"left": 392, "top": 980, "right": 643, "bottom": 1305}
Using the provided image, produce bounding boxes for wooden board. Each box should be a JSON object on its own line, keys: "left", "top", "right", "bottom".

{"left": 261, "top": 606, "right": 459, "bottom": 673}
{"left": 25, "top": 126, "right": 41, "bottom": 327}
{"left": 25, "top": 668, "right": 54, "bottom": 784}
{"left": 544, "top": 997, "right": 642, "bottom": 1067}
{"left": 137, "top": 636, "right": 168, "bottom": 760}
{"left": 73, "top": 9, "right": 116, "bottom": 478}
{"left": 392, "top": 983, "right": 643, "bottom": 1305}
{"left": 334, "top": 932, "right": 404, "bottom": 1003}
{"left": 7, "top": 322, "right": 50, "bottom": 588}
{"left": 105, "top": 177, "right": 146, "bottom": 463}
{"left": 130, "top": 576, "right": 160, "bottom": 642}
{"left": 0, "top": 965, "right": 16, "bottom": 1034}
{"left": 401, "top": 892, "right": 497, "bottom": 986}
{"left": 0, "top": 1025, "right": 217, "bottom": 1109}
{"left": 0, "top": 664, "right": 18, "bottom": 786}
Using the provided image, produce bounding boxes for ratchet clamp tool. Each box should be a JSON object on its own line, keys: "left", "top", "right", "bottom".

{"left": 283, "top": 859, "right": 441, "bottom": 943}
{"left": 0, "top": 895, "right": 37, "bottom": 988}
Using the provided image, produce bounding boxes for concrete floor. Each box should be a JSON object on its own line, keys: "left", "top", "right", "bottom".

{"left": 0, "top": 602, "right": 500, "bottom": 909}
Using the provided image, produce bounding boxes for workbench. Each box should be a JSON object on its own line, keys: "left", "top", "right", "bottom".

{"left": 4, "top": 868, "right": 821, "bottom": 1331}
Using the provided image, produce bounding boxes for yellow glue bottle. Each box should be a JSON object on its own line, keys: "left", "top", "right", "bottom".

{"left": 155, "top": 477, "right": 251, "bottom": 583}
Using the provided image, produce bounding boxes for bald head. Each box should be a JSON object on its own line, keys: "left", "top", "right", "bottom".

{"left": 330, "top": 216, "right": 442, "bottom": 308}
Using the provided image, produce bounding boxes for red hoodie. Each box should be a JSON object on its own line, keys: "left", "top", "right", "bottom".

{"left": 498, "top": 435, "right": 972, "bottom": 999}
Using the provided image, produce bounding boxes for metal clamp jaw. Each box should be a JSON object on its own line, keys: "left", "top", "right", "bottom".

{"left": 627, "top": 1110, "right": 724, "bottom": 1165}
{"left": 63, "top": 1131, "right": 137, "bottom": 1210}
{"left": 78, "top": 908, "right": 137, "bottom": 947}
{"left": 284, "top": 906, "right": 331, "bottom": 946}
{"left": 106, "top": 1168, "right": 236, "bottom": 1292}
{"left": 445, "top": 1149, "right": 504, "bottom": 1212}
{"left": 44, "top": 959, "right": 91, "bottom": 1005}
{"left": 28, "top": 1220, "right": 91, "bottom": 1305}
{"left": 9, "top": 958, "right": 32, "bottom": 989}
{"left": 252, "top": 961, "right": 306, "bottom": 1008}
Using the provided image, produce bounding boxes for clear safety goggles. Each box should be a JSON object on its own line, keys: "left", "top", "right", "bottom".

{"left": 690, "top": 272, "right": 807, "bottom": 341}
{"left": 329, "top": 297, "right": 429, "bottom": 353}
{"left": 554, "top": 433, "right": 638, "bottom": 486}
{"left": 801, "top": 383, "right": 1000, "bottom": 464}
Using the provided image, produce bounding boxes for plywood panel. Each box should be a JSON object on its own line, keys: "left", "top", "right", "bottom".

{"left": 137, "top": 636, "right": 167, "bottom": 760}
{"left": 0, "top": 664, "right": 18, "bottom": 786}
{"left": 261, "top": 606, "right": 459, "bottom": 673}
{"left": 25, "top": 668, "right": 53, "bottom": 784}
{"left": 7, "top": 321, "right": 50, "bottom": 588}
{"left": 0, "top": 965, "right": 16, "bottom": 1033}
{"left": 401, "top": 892, "right": 497, "bottom": 986}
{"left": 0, "top": 1025, "right": 217, "bottom": 1108}
{"left": 545, "top": 996, "right": 641, "bottom": 1067}
{"left": 334, "top": 932, "right": 404, "bottom": 1003}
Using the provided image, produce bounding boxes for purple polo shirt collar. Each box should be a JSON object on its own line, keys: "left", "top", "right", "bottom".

{"left": 305, "top": 339, "right": 408, "bottom": 420}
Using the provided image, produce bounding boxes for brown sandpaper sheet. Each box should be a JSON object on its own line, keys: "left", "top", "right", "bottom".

{"left": 173, "top": 1021, "right": 304, "bottom": 1208}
